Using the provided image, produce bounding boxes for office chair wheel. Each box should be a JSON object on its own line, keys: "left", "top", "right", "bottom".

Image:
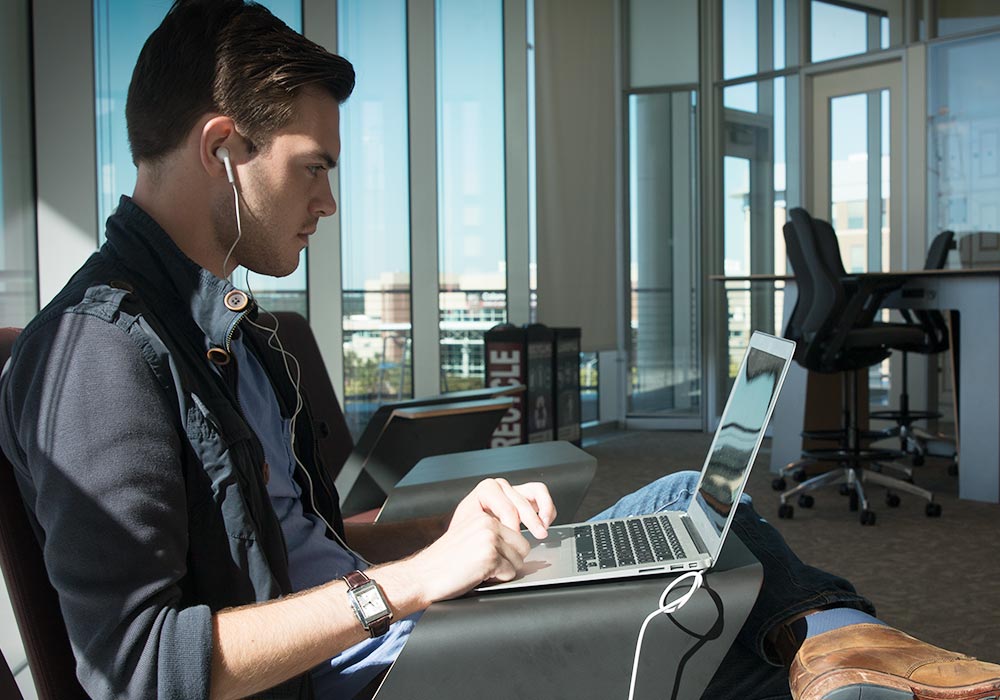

{"left": 772, "top": 477, "right": 787, "bottom": 491}
{"left": 839, "top": 484, "right": 851, "bottom": 496}
{"left": 947, "top": 461, "right": 959, "bottom": 476}
{"left": 793, "top": 469, "right": 808, "bottom": 483}
{"left": 798, "top": 494, "right": 814, "bottom": 509}
{"left": 848, "top": 492, "right": 859, "bottom": 512}
{"left": 926, "top": 502, "right": 942, "bottom": 517}
{"left": 860, "top": 510, "right": 877, "bottom": 526}
{"left": 885, "top": 492, "right": 901, "bottom": 508}
{"left": 778, "top": 504, "right": 794, "bottom": 519}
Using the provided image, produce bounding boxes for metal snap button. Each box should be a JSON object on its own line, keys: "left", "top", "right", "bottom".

{"left": 224, "top": 289, "right": 249, "bottom": 312}
{"left": 206, "top": 347, "right": 231, "bottom": 365}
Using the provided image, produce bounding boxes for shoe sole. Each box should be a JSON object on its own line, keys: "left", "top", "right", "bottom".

{"left": 823, "top": 686, "right": 912, "bottom": 700}
{"left": 822, "top": 684, "right": 1000, "bottom": 700}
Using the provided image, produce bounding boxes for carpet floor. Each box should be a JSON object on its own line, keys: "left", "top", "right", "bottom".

{"left": 576, "top": 430, "right": 1000, "bottom": 664}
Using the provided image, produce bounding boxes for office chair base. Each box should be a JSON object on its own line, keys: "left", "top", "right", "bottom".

{"left": 777, "top": 465, "right": 939, "bottom": 524}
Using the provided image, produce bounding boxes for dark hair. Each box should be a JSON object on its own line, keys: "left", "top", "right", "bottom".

{"left": 126, "top": 0, "right": 355, "bottom": 164}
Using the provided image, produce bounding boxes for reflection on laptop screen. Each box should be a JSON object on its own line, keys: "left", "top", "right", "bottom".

{"left": 696, "top": 347, "right": 787, "bottom": 536}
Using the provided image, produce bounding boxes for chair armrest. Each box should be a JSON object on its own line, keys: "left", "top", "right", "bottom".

{"left": 391, "top": 397, "right": 514, "bottom": 420}
{"left": 374, "top": 535, "right": 762, "bottom": 700}
{"left": 821, "top": 274, "right": 909, "bottom": 367}
{"left": 377, "top": 442, "right": 597, "bottom": 524}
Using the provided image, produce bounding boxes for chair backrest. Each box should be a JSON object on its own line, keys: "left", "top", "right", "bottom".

{"left": 786, "top": 208, "right": 847, "bottom": 355}
{"left": 270, "top": 312, "right": 355, "bottom": 481}
{"left": 925, "top": 230, "right": 956, "bottom": 270}
{"left": 781, "top": 219, "right": 813, "bottom": 358}
{"left": 1, "top": 648, "right": 24, "bottom": 700}
{"left": 785, "top": 208, "right": 895, "bottom": 372}
{"left": 0, "top": 327, "right": 89, "bottom": 699}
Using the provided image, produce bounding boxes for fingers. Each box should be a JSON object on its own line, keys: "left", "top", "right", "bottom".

{"left": 488, "top": 519, "right": 532, "bottom": 582}
{"left": 496, "top": 480, "right": 550, "bottom": 540}
{"left": 472, "top": 478, "right": 549, "bottom": 540}
{"left": 426, "top": 513, "right": 531, "bottom": 597}
{"left": 453, "top": 478, "right": 558, "bottom": 540}
{"left": 511, "top": 482, "right": 558, "bottom": 529}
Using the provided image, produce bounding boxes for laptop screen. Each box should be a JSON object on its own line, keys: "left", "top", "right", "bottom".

{"left": 687, "top": 333, "right": 794, "bottom": 558}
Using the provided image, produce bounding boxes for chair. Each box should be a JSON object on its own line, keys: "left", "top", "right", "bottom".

{"left": 2, "top": 649, "right": 24, "bottom": 700}
{"left": 269, "top": 312, "right": 595, "bottom": 523}
{"left": 776, "top": 209, "right": 942, "bottom": 524}
{"left": 0, "top": 327, "right": 89, "bottom": 699}
{"left": 869, "top": 231, "right": 957, "bottom": 467}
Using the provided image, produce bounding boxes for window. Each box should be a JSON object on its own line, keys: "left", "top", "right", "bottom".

{"left": 628, "top": 91, "right": 701, "bottom": 416}
{"left": 928, "top": 33, "right": 1000, "bottom": 243}
{"left": 338, "top": 0, "right": 412, "bottom": 436}
{"left": 93, "top": 0, "right": 306, "bottom": 315}
{"left": 436, "top": 0, "right": 507, "bottom": 392}
{"left": 1, "top": 0, "right": 36, "bottom": 327}
{"left": 811, "top": 1, "right": 887, "bottom": 63}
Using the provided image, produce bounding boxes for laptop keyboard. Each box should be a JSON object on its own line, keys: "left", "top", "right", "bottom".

{"left": 574, "top": 516, "right": 686, "bottom": 573}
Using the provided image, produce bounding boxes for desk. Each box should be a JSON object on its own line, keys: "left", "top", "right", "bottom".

{"left": 375, "top": 535, "right": 762, "bottom": 700}
{"left": 723, "top": 269, "right": 1000, "bottom": 503}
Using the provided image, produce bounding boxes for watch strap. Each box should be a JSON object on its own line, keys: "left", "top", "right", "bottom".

{"left": 343, "top": 570, "right": 370, "bottom": 589}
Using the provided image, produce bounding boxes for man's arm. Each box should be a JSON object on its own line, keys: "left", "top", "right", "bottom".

{"left": 210, "top": 482, "right": 545, "bottom": 699}
{"left": 3, "top": 315, "right": 215, "bottom": 699}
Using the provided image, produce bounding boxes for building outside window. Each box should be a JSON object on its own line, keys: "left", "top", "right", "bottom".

{"left": 436, "top": 0, "right": 508, "bottom": 392}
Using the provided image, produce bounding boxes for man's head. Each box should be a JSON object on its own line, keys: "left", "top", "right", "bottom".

{"left": 127, "top": 0, "right": 355, "bottom": 278}
{"left": 127, "top": 0, "right": 354, "bottom": 165}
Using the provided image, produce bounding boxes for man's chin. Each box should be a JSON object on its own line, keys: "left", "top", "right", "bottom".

{"left": 243, "top": 259, "right": 301, "bottom": 279}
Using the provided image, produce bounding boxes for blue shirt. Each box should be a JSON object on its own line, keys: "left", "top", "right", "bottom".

{"left": 232, "top": 331, "right": 418, "bottom": 699}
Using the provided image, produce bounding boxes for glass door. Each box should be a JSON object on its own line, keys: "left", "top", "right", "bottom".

{"left": 810, "top": 62, "right": 901, "bottom": 273}
{"left": 626, "top": 90, "right": 701, "bottom": 426}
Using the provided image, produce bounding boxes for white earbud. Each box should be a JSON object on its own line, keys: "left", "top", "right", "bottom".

{"left": 216, "top": 146, "right": 235, "bottom": 184}
{"left": 218, "top": 145, "right": 242, "bottom": 277}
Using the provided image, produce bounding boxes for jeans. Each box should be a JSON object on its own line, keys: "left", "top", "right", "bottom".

{"left": 591, "top": 471, "right": 875, "bottom": 700}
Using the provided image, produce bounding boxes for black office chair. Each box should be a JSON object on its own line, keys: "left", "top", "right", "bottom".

{"left": 869, "top": 231, "right": 957, "bottom": 468}
{"left": 776, "top": 208, "right": 942, "bottom": 524}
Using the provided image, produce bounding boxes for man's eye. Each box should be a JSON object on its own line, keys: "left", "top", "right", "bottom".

{"left": 307, "top": 165, "right": 325, "bottom": 176}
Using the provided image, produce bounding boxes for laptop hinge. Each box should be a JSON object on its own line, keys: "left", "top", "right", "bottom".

{"left": 682, "top": 515, "right": 709, "bottom": 556}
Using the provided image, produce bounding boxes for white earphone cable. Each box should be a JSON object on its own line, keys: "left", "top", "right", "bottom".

{"left": 243, "top": 289, "right": 371, "bottom": 567}
{"left": 222, "top": 179, "right": 242, "bottom": 279}
{"left": 221, "top": 149, "right": 370, "bottom": 566}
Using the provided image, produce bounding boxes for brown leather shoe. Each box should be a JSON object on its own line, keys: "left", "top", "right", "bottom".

{"left": 790, "top": 624, "right": 1000, "bottom": 700}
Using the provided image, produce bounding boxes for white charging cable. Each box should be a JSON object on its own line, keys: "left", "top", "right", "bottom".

{"left": 627, "top": 570, "right": 705, "bottom": 700}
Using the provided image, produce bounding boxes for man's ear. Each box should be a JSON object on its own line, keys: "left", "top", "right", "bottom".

{"left": 200, "top": 115, "right": 240, "bottom": 181}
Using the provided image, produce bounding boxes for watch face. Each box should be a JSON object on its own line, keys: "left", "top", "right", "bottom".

{"left": 357, "top": 586, "right": 389, "bottom": 618}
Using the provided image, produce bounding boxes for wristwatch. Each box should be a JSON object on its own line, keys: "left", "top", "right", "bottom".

{"left": 343, "top": 570, "right": 393, "bottom": 638}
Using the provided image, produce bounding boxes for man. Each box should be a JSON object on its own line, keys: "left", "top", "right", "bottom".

{"left": 1, "top": 2, "right": 997, "bottom": 699}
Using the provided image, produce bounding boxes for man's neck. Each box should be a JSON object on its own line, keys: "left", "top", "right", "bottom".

{"left": 132, "top": 159, "right": 227, "bottom": 278}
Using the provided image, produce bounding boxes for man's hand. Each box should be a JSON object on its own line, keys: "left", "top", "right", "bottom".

{"left": 451, "top": 478, "right": 557, "bottom": 539}
{"left": 401, "top": 479, "right": 557, "bottom": 603}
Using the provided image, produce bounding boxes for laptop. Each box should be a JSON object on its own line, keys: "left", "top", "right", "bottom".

{"left": 479, "top": 331, "right": 795, "bottom": 592}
